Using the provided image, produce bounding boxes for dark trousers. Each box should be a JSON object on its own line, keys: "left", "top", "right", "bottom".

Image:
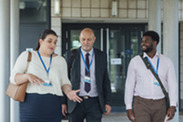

{"left": 69, "top": 97, "right": 102, "bottom": 122}
{"left": 133, "top": 96, "right": 166, "bottom": 122}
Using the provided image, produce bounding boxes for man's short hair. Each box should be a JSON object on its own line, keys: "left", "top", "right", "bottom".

{"left": 143, "top": 31, "right": 160, "bottom": 44}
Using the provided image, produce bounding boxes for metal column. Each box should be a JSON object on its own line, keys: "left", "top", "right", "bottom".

{"left": 148, "top": 0, "right": 161, "bottom": 52}
{"left": 10, "top": 0, "right": 20, "bottom": 122}
{"left": 0, "top": 0, "right": 10, "bottom": 121}
{"left": 163, "top": 0, "right": 179, "bottom": 122}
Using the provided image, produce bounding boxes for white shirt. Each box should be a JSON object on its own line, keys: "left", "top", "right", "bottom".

{"left": 125, "top": 52, "right": 177, "bottom": 110}
{"left": 79, "top": 48, "right": 98, "bottom": 97}
{"left": 10, "top": 50, "right": 71, "bottom": 96}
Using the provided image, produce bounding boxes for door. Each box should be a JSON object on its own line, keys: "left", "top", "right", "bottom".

{"left": 62, "top": 24, "right": 105, "bottom": 54}
{"left": 106, "top": 26, "right": 145, "bottom": 111}
{"left": 20, "top": 0, "right": 50, "bottom": 53}
{"left": 62, "top": 23, "right": 147, "bottom": 112}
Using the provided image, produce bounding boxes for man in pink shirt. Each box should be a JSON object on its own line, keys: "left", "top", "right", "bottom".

{"left": 125, "top": 31, "right": 177, "bottom": 122}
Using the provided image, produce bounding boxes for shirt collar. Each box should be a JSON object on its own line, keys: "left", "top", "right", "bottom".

{"left": 143, "top": 51, "right": 160, "bottom": 59}
{"left": 81, "top": 48, "right": 93, "bottom": 56}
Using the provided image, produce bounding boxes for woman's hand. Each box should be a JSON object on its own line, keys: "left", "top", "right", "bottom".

{"left": 66, "top": 89, "right": 82, "bottom": 103}
{"left": 26, "top": 73, "right": 45, "bottom": 85}
{"left": 62, "top": 84, "right": 82, "bottom": 103}
{"left": 15, "top": 73, "right": 44, "bottom": 85}
{"left": 62, "top": 104, "right": 68, "bottom": 116}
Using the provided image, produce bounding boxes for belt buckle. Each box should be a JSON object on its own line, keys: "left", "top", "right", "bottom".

{"left": 83, "top": 96, "right": 89, "bottom": 99}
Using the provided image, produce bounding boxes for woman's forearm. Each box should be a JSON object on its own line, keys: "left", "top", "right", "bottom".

{"left": 62, "top": 84, "right": 72, "bottom": 95}
{"left": 14, "top": 73, "right": 29, "bottom": 85}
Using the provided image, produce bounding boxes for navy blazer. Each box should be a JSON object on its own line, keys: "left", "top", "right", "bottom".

{"left": 64, "top": 47, "right": 111, "bottom": 113}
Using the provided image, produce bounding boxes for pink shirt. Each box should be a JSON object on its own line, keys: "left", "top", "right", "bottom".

{"left": 125, "top": 52, "right": 178, "bottom": 110}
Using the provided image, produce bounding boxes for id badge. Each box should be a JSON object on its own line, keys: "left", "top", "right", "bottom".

{"left": 153, "top": 79, "right": 160, "bottom": 87}
{"left": 43, "top": 80, "right": 52, "bottom": 87}
{"left": 84, "top": 76, "right": 91, "bottom": 84}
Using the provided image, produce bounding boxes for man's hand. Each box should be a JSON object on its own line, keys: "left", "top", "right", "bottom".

{"left": 127, "top": 109, "right": 135, "bottom": 122}
{"left": 166, "top": 106, "right": 176, "bottom": 121}
{"left": 104, "top": 104, "right": 111, "bottom": 115}
{"left": 62, "top": 104, "right": 68, "bottom": 116}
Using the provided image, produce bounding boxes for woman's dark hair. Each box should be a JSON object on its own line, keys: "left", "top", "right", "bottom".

{"left": 143, "top": 31, "right": 160, "bottom": 44}
{"left": 35, "top": 29, "right": 58, "bottom": 50}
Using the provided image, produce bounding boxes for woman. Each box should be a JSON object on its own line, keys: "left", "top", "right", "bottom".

{"left": 10, "top": 29, "right": 82, "bottom": 122}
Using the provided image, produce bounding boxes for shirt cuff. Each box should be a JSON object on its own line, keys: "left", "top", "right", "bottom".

{"left": 126, "top": 104, "right": 132, "bottom": 110}
{"left": 170, "top": 101, "right": 178, "bottom": 107}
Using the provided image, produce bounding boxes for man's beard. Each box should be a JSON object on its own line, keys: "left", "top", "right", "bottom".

{"left": 142, "top": 45, "right": 153, "bottom": 53}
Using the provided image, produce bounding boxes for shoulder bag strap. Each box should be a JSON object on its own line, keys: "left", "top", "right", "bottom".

{"left": 24, "top": 51, "right": 32, "bottom": 73}
{"left": 139, "top": 53, "right": 169, "bottom": 98}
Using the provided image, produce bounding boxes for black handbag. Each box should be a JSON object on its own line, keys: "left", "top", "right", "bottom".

{"left": 140, "top": 53, "right": 170, "bottom": 112}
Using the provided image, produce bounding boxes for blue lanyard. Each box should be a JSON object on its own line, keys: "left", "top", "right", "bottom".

{"left": 37, "top": 50, "right": 52, "bottom": 76}
{"left": 80, "top": 49, "right": 94, "bottom": 73}
{"left": 146, "top": 57, "right": 159, "bottom": 75}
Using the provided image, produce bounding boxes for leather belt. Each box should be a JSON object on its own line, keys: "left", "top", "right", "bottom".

{"left": 80, "top": 96, "right": 98, "bottom": 99}
{"left": 134, "top": 96, "right": 165, "bottom": 102}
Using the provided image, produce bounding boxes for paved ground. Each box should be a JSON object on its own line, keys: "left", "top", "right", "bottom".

{"left": 62, "top": 112, "right": 183, "bottom": 122}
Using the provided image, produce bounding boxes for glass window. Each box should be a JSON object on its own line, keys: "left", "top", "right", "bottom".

{"left": 70, "top": 29, "right": 100, "bottom": 50}
{"left": 20, "top": 0, "right": 48, "bottom": 22}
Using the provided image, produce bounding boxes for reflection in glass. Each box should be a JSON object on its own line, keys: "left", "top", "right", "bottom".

{"left": 109, "top": 29, "right": 140, "bottom": 94}
{"left": 20, "top": 0, "right": 47, "bottom": 22}
{"left": 70, "top": 30, "right": 100, "bottom": 50}
{"left": 71, "top": 30, "right": 81, "bottom": 50}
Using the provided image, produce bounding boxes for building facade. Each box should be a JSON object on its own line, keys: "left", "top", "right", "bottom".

{"left": 0, "top": 0, "right": 182, "bottom": 122}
